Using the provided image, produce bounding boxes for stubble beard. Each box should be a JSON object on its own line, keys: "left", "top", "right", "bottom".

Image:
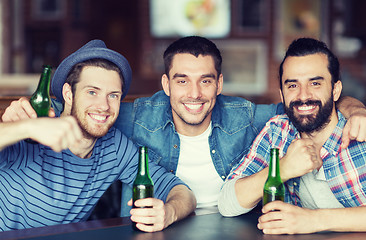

{"left": 173, "top": 108, "right": 212, "bottom": 126}
{"left": 71, "top": 104, "right": 113, "bottom": 139}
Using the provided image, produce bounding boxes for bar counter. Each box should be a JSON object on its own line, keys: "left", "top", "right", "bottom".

{"left": 1, "top": 211, "right": 365, "bottom": 240}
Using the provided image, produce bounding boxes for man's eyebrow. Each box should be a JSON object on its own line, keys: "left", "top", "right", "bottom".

{"left": 171, "top": 73, "right": 217, "bottom": 79}
{"left": 201, "top": 73, "right": 216, "bottom": 79}
{"left": 284, "top": 76, "right": 325, "bottom": 85}
{"left": 172, "top": 73, "right": 187, "bottom": 79}
{"left": 83, "top": 85, "right": 101, "bottom": 90}
{"left": 310, "top": 76, "right": 325, "bottom": 81}
{"left": 284, "top": 79, "right": 297, "bottom": 84}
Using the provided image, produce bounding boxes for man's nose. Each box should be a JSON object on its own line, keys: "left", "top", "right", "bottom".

{"left": 298, "top": 86, "right": 312, "bottom": 101}
{"left": 188, "top": 83, "right": 202, "bottom": 99}
{"left": 96, "top": 96, "right": 110, "bottom": 111}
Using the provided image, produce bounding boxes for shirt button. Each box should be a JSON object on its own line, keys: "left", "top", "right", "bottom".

{"left": 293, "top": 182, "right": 297, "bottom": 186}
{"left": 221, "top": 175, "right": 225, "bottom": 179}
{"left": 170, "top": 170, "right": 174, "bottom": 173}
{"left": 173, "top": 144, "right": 178, "bottom": 149}
{"left": 212, "top": 150, "right": 216, "bottom": 154}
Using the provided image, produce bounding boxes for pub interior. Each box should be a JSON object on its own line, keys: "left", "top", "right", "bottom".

{"left": 1, "top": 0, "right": 366, "bottom": 239}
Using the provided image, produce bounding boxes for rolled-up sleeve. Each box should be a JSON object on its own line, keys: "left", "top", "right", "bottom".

{"left": 218, "top": 178, "right": 254, "bottom": 217}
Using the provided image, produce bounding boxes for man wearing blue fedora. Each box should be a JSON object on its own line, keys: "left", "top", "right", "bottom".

{"left": 0, "top": 40, "right": 196, "bottom": 232}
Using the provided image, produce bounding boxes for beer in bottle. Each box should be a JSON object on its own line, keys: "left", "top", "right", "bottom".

{"left": 132, "top": 146, "right": 154, "bottom": 231}
{"left": 263, "top": 148, "right": 285, "bottom": 205}
{"left": 30, "top": 65, "right": 52, "bottom": 117}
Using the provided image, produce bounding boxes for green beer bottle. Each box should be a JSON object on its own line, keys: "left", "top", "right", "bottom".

{"left": 132, "top": 146, "right": 154, "bottom": 231}
{"left": 30, "top": 65, "right": 52, "bottom": 117}
{"left": 263, "top": 148, "right": 285, "bottom": 206}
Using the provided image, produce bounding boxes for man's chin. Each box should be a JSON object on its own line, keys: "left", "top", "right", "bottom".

{"left": 182, "top": 114, "right": 207, "bottom": 125}
{"left": 83, "top": 127, "right": 110, "bottom": 138}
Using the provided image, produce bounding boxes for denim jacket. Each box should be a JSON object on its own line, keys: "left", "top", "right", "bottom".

{"left": 116, "top": 91, "right": 283, "bottom": 216}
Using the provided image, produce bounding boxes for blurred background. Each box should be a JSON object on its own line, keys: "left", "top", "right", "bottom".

{"left": 1, "top": 0, "right": 366, "bottom": 220}
{"left": 1, "top": 0, "right": 366, "bottom": 104}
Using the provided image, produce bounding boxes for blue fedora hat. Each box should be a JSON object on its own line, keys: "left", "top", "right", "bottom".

{"left": 51, "top": 39, "right": 132, "bottom": 102}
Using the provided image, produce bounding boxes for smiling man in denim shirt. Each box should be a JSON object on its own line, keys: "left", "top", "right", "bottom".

{"left": 3, "top": 36, "right": 366, "bottom": 217}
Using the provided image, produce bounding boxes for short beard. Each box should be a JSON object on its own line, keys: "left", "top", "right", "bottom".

{"left": 284, "top": 97, "right": 334, "bottom": 134}
{"left": 173, "top": 109, "right": 211, "bottom": 126}
{"left": 71, "top": 104, "right": 111, "bottom": 139}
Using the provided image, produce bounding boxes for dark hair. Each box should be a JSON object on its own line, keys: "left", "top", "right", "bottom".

{"left": 163, "top": 36, "right": 222, "bottom": 78}
{"left": 65, "top": 58, "right": 124, "bottom": 99}
{"left": 279, "top": 38, "right": 340, "bottom": 89}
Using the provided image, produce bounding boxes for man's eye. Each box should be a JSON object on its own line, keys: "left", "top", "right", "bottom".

{"left": 178, "top": 80, "right": 186, "bottom": 84}
{"left": 202, "top": 79, "right": 212, "bottom": 84}
{"left": 311, "top": 82, "right": 321, "bottom": 86}
{"left": 88, "top": 91, "right": 96, "bottom": 95}
{"left": 109, "top": 94, "right": 119, "bottom": 99}
{"left": 288, "top": 84, "right": 297, "bottom": 89}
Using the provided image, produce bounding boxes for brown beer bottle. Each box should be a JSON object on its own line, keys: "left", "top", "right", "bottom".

{"left": 263, "top": 148, "right": 285, "bottom": 205}
{"left": 132, "top": 146, "right": 154, "bottom": 231}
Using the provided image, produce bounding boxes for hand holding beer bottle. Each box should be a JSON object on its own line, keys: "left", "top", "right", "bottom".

{"left": 262, "top": 148, "right": 285, "bottom": 206}
{"left": 132, "top": 146, "right": 154, "bottom": 231}
{"left": 26, "top": 65, "right": 52, "bottom": 143}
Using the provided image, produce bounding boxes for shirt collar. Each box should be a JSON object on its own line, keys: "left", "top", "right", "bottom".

{"left": 290, "top": 110, "right": 345, "bottom": 156}
{"left": 322, "top": 110, "right": 345, "bottom": 156}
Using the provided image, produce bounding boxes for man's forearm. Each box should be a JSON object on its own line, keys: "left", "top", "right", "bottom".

{"left": 314, "top": 206, "right": 366, "bottom": 232}
{"left": 164, "top": 185, "right": 196, "bottom": 228}
{"left": 218, "top": 168, "right": 268, "bottom": 217}
{"left": 0, "top": 120, "right": 31, "bottom": 151}
{"left": 336, "top": 96, "right": 366, "bottom": 118}
{"left": 218, "top": 170, "right": 268, "bottom": 217}
{"left": 234, "top": 168, "right": 269, "bottom": 209}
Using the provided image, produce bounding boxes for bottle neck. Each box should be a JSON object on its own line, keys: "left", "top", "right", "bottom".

{"left": 35, "top": 65, "right": 52, "bottom": 94}
{"left": 137, "top": 147, "right": 149, "bottom": 176}
{"left": 268, "top": 148, "right": 280, "bottom": 178}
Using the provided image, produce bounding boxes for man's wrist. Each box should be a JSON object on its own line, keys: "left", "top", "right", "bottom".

{"left": 164, "top": 203, "right": 177, "bottom": 228}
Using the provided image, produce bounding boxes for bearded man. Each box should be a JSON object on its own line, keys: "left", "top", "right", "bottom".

{"left": 218, "top": 37, "right": 366, "bottom": 235}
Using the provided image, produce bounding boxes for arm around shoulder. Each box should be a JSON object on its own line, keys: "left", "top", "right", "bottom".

{"left": 336, "top": 96, "right": 366, "bottom": 118}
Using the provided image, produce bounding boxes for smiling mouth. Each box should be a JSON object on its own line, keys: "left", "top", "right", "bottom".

{"left": 183, "top": 103, "right": 205, "bottom": 112}
{"left": 298, "top": 105, "right": 316, "bottom": 111}
{"left": 295, "top": 105, "right": 318, "bottom": 115}
{"left": 184, "top": 103, "right": 203, "bottom": 109}
{"left": 89, "top": 113, "right": 108, "bottom": 122}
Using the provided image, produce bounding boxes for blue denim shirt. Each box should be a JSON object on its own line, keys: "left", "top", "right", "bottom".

{"left": 115, "top": 90, "right": 284, "bottom": 216}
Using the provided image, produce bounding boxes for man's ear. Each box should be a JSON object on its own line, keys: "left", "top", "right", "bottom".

{"left": 333, "top": 80, "right": 342, "bottom": 102}
{"left": 161, "top": 74, "right": 170, "bottom": 96}
{"left": 62, "top": 83, "right": 73, "bottom": 106}
{"left": 217, "top": 74, "right": 223, "bottom": 96}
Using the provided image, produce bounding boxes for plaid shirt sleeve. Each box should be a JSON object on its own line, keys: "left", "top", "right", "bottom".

{"left": 226, "top": 115, "right": 289, "bottom": 181}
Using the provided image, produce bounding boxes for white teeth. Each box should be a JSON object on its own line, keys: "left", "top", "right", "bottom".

{"left": 90, "top": 114, "right": 107, "bottom": 121}
{"left": 184, "top": 103, "right": 202, "bottom": 110}
{"left": 298, "top": 105, "right": 315, "bottom": 111}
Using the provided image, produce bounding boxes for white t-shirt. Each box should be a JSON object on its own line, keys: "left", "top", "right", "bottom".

{"left": 299, "top": 165, "right": 344, "bottom": 209}
{"left": 176, "top": 123, "right": 224, "bottom": 215}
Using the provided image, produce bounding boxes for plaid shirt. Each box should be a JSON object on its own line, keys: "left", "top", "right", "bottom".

{"left": 227, "top": 111, "right": 366, "bottom": 208}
